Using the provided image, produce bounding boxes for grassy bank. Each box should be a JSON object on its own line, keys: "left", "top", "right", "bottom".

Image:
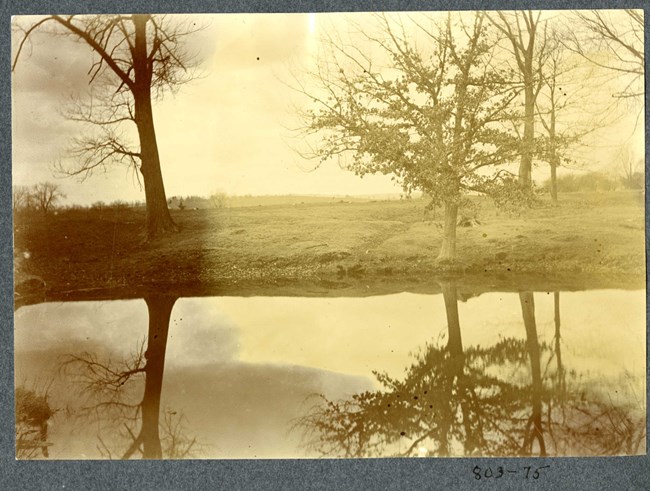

{"left": 13, "top": 191, "right": 645, "bottom": 302}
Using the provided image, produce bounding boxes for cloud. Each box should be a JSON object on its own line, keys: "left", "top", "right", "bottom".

{"left": 12, "top": 22, "right": 94, "bottom": 97}
{"left": 9, "top": 13, "right": 418, "bottom": 204}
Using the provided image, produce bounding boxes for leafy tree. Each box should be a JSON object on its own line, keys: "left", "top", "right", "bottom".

{"left": 13, "top": 15, "right": 202, "bottom": 238}
{"left": 32, "top": 181, "right": 65, "bottom": 216}
{"left": 297, "top": 13, "right": 519, "bottom": 260}
{"left": 298, "top": 282, "right": 526, "bottom": 457}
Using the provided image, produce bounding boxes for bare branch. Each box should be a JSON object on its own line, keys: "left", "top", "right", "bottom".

{"left": 563, "top": 10, "right": 643, "bottom": 100}
{"left": 51, "top": 15, "right": 135, "bottom": 91}
{"left": 12, "top": 17, "right": 53, "bottom": 70}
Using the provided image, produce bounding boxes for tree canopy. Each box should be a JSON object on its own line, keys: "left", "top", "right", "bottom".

{"left": 297, "top": 12, "right": 522, "bottom": 259}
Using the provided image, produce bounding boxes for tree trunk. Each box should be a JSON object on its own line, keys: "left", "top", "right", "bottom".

{"left": 520, "top": 83, "right": 534, "bottom": 187}
{"left": 132, "top": 15, "right": 177, "bottom": 239}
{"left": 438, "top": 281, "right": 463, "bottom": 456}
{"left": 441, "top": 281, "right": 481, "bottom": 455}
{"left": 135, "top": 99, "right": 178, "bottom": 239}
{"left": 437, "top": 201, "right": 459, "bottom": 261}
{"left": 519, "top": 292, "right": 547, "bottom": 456}
{"left": 553, "top": 292, "right": 566, "bottom": 399}
{"left": 549, "top": 103, "right": 558, "bottom": 203}
{"left": 550, "top": 158, "right": 558, "bottom": 202}
{"left": 141, "top": 295, "right": 177, "bottom": 459}
{"left": 442, "top": 281, "right": 463, "bottom": 357}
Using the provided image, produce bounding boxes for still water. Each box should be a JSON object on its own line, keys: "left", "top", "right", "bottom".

{"left": 14, "top": 288, "right": 646, "bottom": 459}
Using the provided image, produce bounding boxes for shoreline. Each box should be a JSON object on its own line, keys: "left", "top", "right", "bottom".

{"left": 13, "top": 192, "right": 646, "bottom": 306}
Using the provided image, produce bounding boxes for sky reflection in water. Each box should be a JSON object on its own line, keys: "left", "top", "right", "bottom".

{"left": 14, "top": 289, "right": 646, "bottom": 459}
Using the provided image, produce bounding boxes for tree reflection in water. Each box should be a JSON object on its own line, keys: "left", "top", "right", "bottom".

{"left": 298, "top": 284, "right": 645, "bottom": 458}
{"left": 60, "top": 295, "right": 200, "bottom": 459}
{"left": 15, "top": 385, "right": 55, "bottom": 458}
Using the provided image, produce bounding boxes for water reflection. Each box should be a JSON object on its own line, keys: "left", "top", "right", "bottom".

{"left": 58, "top": 296, "right": 201, "bottom": 459}
{"left": 519, "top": 291, "right": 545, "bottom": 455}
{"left": 14, "top": 288, "right": 645, "bottom": 459}
{"left": 15, "top": 386, "right": 54, "bottom": 458}
{"left": 140, "top": 296, "right": 175, "bottom": 458}
{"left": 298, "top": 284, "right": 645, "bottom": 457}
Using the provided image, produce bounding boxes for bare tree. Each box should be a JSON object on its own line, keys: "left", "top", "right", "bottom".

{"left": 486, "top": 10, "right": 548, "bottom": 188}
{"left": 209, "top": 191, "right": 228, "bottom": 209}
{"left": 13, "top": 15, "right": 202, "bottom": 238}
{"left": 12, "top": 185, "right": 32, "bottom": 214}
{"left": 566, "top": 10, "right": 643, "bottom": 100}
{"left": 618, "top": 144, "right": 643, "bottom": 190}
{"left": 536, "top": 30, "right": 570, "bottom": 202}
{"left": 32, "top": 182, "right": 65, "bottom": 216}
{"left": 518, "top": 292, "right": 546, "bottom": 456}
{"left": 534, "top": 29, "right": 601, "bottom": 202}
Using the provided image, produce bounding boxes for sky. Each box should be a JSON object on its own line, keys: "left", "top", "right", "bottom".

{"left": 11, "top": 11, "right": 644, "bottom": 206}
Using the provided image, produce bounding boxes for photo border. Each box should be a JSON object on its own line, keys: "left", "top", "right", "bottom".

{"left": 1, "top": 1, "right": 647, "bottom": 489}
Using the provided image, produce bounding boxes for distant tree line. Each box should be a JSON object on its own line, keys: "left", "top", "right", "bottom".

{"left": 166, "top": 192, "right": 232, "bottom": 210}
{"left": 12, "top": 186, "right": 235, "bottom": 217}
{"left": 167, "top": 194, "right": 227, "bottom": 210}
{"left": 540, "top": 172, "right": 637, "bottom": 194}
{"left": 12, "top": 182, "right": 65, "bottom": 217}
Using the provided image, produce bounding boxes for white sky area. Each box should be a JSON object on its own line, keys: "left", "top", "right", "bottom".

{"left": 15, "top": 290, "right": 646, "bottom": 389}
{"left": 11, "top": 11, "right": 645, "bottom": 206}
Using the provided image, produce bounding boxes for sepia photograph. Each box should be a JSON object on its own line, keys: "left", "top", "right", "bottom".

{"left": 11, "top": 10, "right": 645, "bottom": 460}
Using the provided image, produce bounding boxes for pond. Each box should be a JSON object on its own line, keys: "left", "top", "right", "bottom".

{"left": 14, "top": 287, "right": 646, "bottom": 459}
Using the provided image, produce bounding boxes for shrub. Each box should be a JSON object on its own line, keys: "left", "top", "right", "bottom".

{"left": 542, "top": 172, "right": 617, "bottom": 193}
{"left": 621, "top": 172, "right": 644, "bottom": 190}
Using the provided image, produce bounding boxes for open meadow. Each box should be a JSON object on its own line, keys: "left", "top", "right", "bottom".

{"left": 13, "top": 190, "right": 645, "bottom": 303}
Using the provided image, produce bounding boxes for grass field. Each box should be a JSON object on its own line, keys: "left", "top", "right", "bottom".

{"left": 13, "top": 191, "right": 646, "bottom": 302}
